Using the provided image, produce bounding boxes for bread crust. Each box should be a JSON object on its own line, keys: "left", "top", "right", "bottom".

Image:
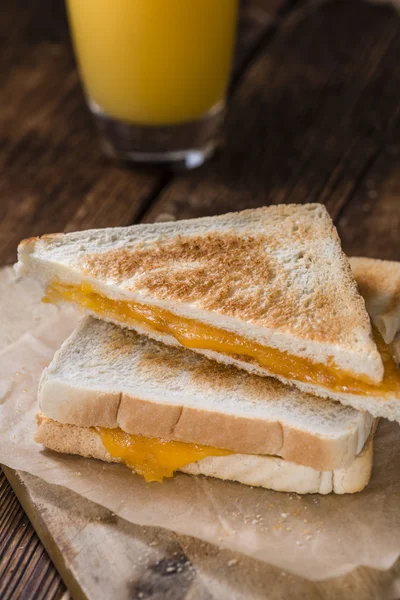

{"left": 40, "top": 382, "right": 364, "bottom": 471}
{"left": 35, "top": 415, "right": 376, "bottom": 495}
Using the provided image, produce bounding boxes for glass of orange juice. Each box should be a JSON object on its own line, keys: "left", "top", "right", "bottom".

{"left": 66, "top": 0, "right": 239, "bottom": 169}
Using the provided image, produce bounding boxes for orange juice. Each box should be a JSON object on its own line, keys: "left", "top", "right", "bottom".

{"left": 66, "top": 0, "right": 238, "bottom": 126}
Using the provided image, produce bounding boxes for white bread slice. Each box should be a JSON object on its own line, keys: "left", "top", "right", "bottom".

{"left": 35, "top": 414, "right": 376, "bottom": 495}
{"left": 38, "top": 317, "right": 373, "bottom": 472}
{"left": 16, "top": 204, "right": 383, "bottom": 386}
{"left": 349, "top": 257, "right": 400, "bottom": 346}
{"left": 65, "top": 313, "right": 400, "bottom": 423}
{"left": 350, "top": 257, "right": 400, "bottom": 367}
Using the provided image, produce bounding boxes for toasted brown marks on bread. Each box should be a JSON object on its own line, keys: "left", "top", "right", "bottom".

{"left": 80, "top": 205, "right": 372, "bottom": 347}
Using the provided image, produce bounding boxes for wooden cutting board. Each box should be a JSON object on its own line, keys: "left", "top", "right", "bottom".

{"left": 4, "top": 466, "right": 400, "bottom": 600}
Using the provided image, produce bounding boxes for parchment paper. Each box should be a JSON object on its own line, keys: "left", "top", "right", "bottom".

{"left": 1, "top": 267, "right": 400, "bottom": 581}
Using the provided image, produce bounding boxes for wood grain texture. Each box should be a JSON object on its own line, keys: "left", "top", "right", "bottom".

{"left": 144, "top": 0, "right": 400, "bottom": 226}
{"left": 3, "top": 469, "right": 400, "bottom": 600}
{"left": 3, "top": 469, "right": 208, "bottom": 600}
{"left": 337, "top": 121, "right": 400, "bottom": 260}
{"left": 0, "top": 472, "right": 66, "bottom": 600}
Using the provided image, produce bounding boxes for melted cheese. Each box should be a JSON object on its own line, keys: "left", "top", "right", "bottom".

{"left": 44, "top": 280, "right": 400, "bottom": 398}
{"left": 97, "top": 428, "right": 231, "bottom": 482}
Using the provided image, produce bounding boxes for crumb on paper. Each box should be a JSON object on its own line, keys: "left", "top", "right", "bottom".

{"left": 166, "top": 566, "right": 176, "bottom": 573}
{"left": 227, "top": 558, "right": 238, "bottom": 567}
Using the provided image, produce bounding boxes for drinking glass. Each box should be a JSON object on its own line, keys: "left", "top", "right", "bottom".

{"left": 66, "top": 0, "right": 239, "bottom": 169}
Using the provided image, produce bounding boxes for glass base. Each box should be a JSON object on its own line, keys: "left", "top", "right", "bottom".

{"left": 90, "top": 100, "right": 224, "bottom": 170}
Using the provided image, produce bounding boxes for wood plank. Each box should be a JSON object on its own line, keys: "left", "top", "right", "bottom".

{"left": 234, "top": 0, "right": 283, "bottom": 77}
{"left": 0, "top": 472, "right": 66, "bottom": 600}
{"left": 144, "top": 0, "right": 400, "bottom": 225}
{"left": 337, "top": 121, "right": 400, "bottom": 260}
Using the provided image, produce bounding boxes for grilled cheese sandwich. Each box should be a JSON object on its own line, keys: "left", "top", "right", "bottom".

{"left": 34, "top": 315, "right": 376, "bottom": 493}
{"left": 16, "top": 205, "right": 384, "bottom": 393}
{"left": 44, "top": 280, "right": 400, "bottom": 398}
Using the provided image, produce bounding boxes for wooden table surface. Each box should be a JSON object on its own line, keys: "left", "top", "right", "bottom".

{"left": 1, "top": 0, "right": 400, "bottom": 598}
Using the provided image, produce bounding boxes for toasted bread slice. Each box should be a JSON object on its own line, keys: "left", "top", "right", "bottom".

{"left": 38, "top": 317, "right": 374, "bottom": 472}
{"left": 350, "top": 257, "right": 400, "bottom": 346}
{"left": 35, "top": 414, "right": 376, "bottom": 495}
{"left": 17, "top": 204, "right": 385, "bottom": 398}
{"left": 350, "top": 256, "right": 400, "bottom": 367}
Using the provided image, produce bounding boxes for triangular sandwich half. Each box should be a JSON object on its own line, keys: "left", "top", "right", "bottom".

{"left": 36, "top": 317, "right": 376, "bottom": 494}
{"left": 16, "top": 204, "right": 400, "bottom": 421}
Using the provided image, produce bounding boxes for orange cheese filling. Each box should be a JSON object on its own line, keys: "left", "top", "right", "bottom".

{"left": 44, "top": 281, "right": 400, "bottom": 398}
{"left": 97, "top": 427, "right": 231, "bottom": 482}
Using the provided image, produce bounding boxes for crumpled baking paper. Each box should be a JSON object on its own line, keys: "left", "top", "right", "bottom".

{"left": 1, "top": 266, "right": 400, "bottom": 581}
